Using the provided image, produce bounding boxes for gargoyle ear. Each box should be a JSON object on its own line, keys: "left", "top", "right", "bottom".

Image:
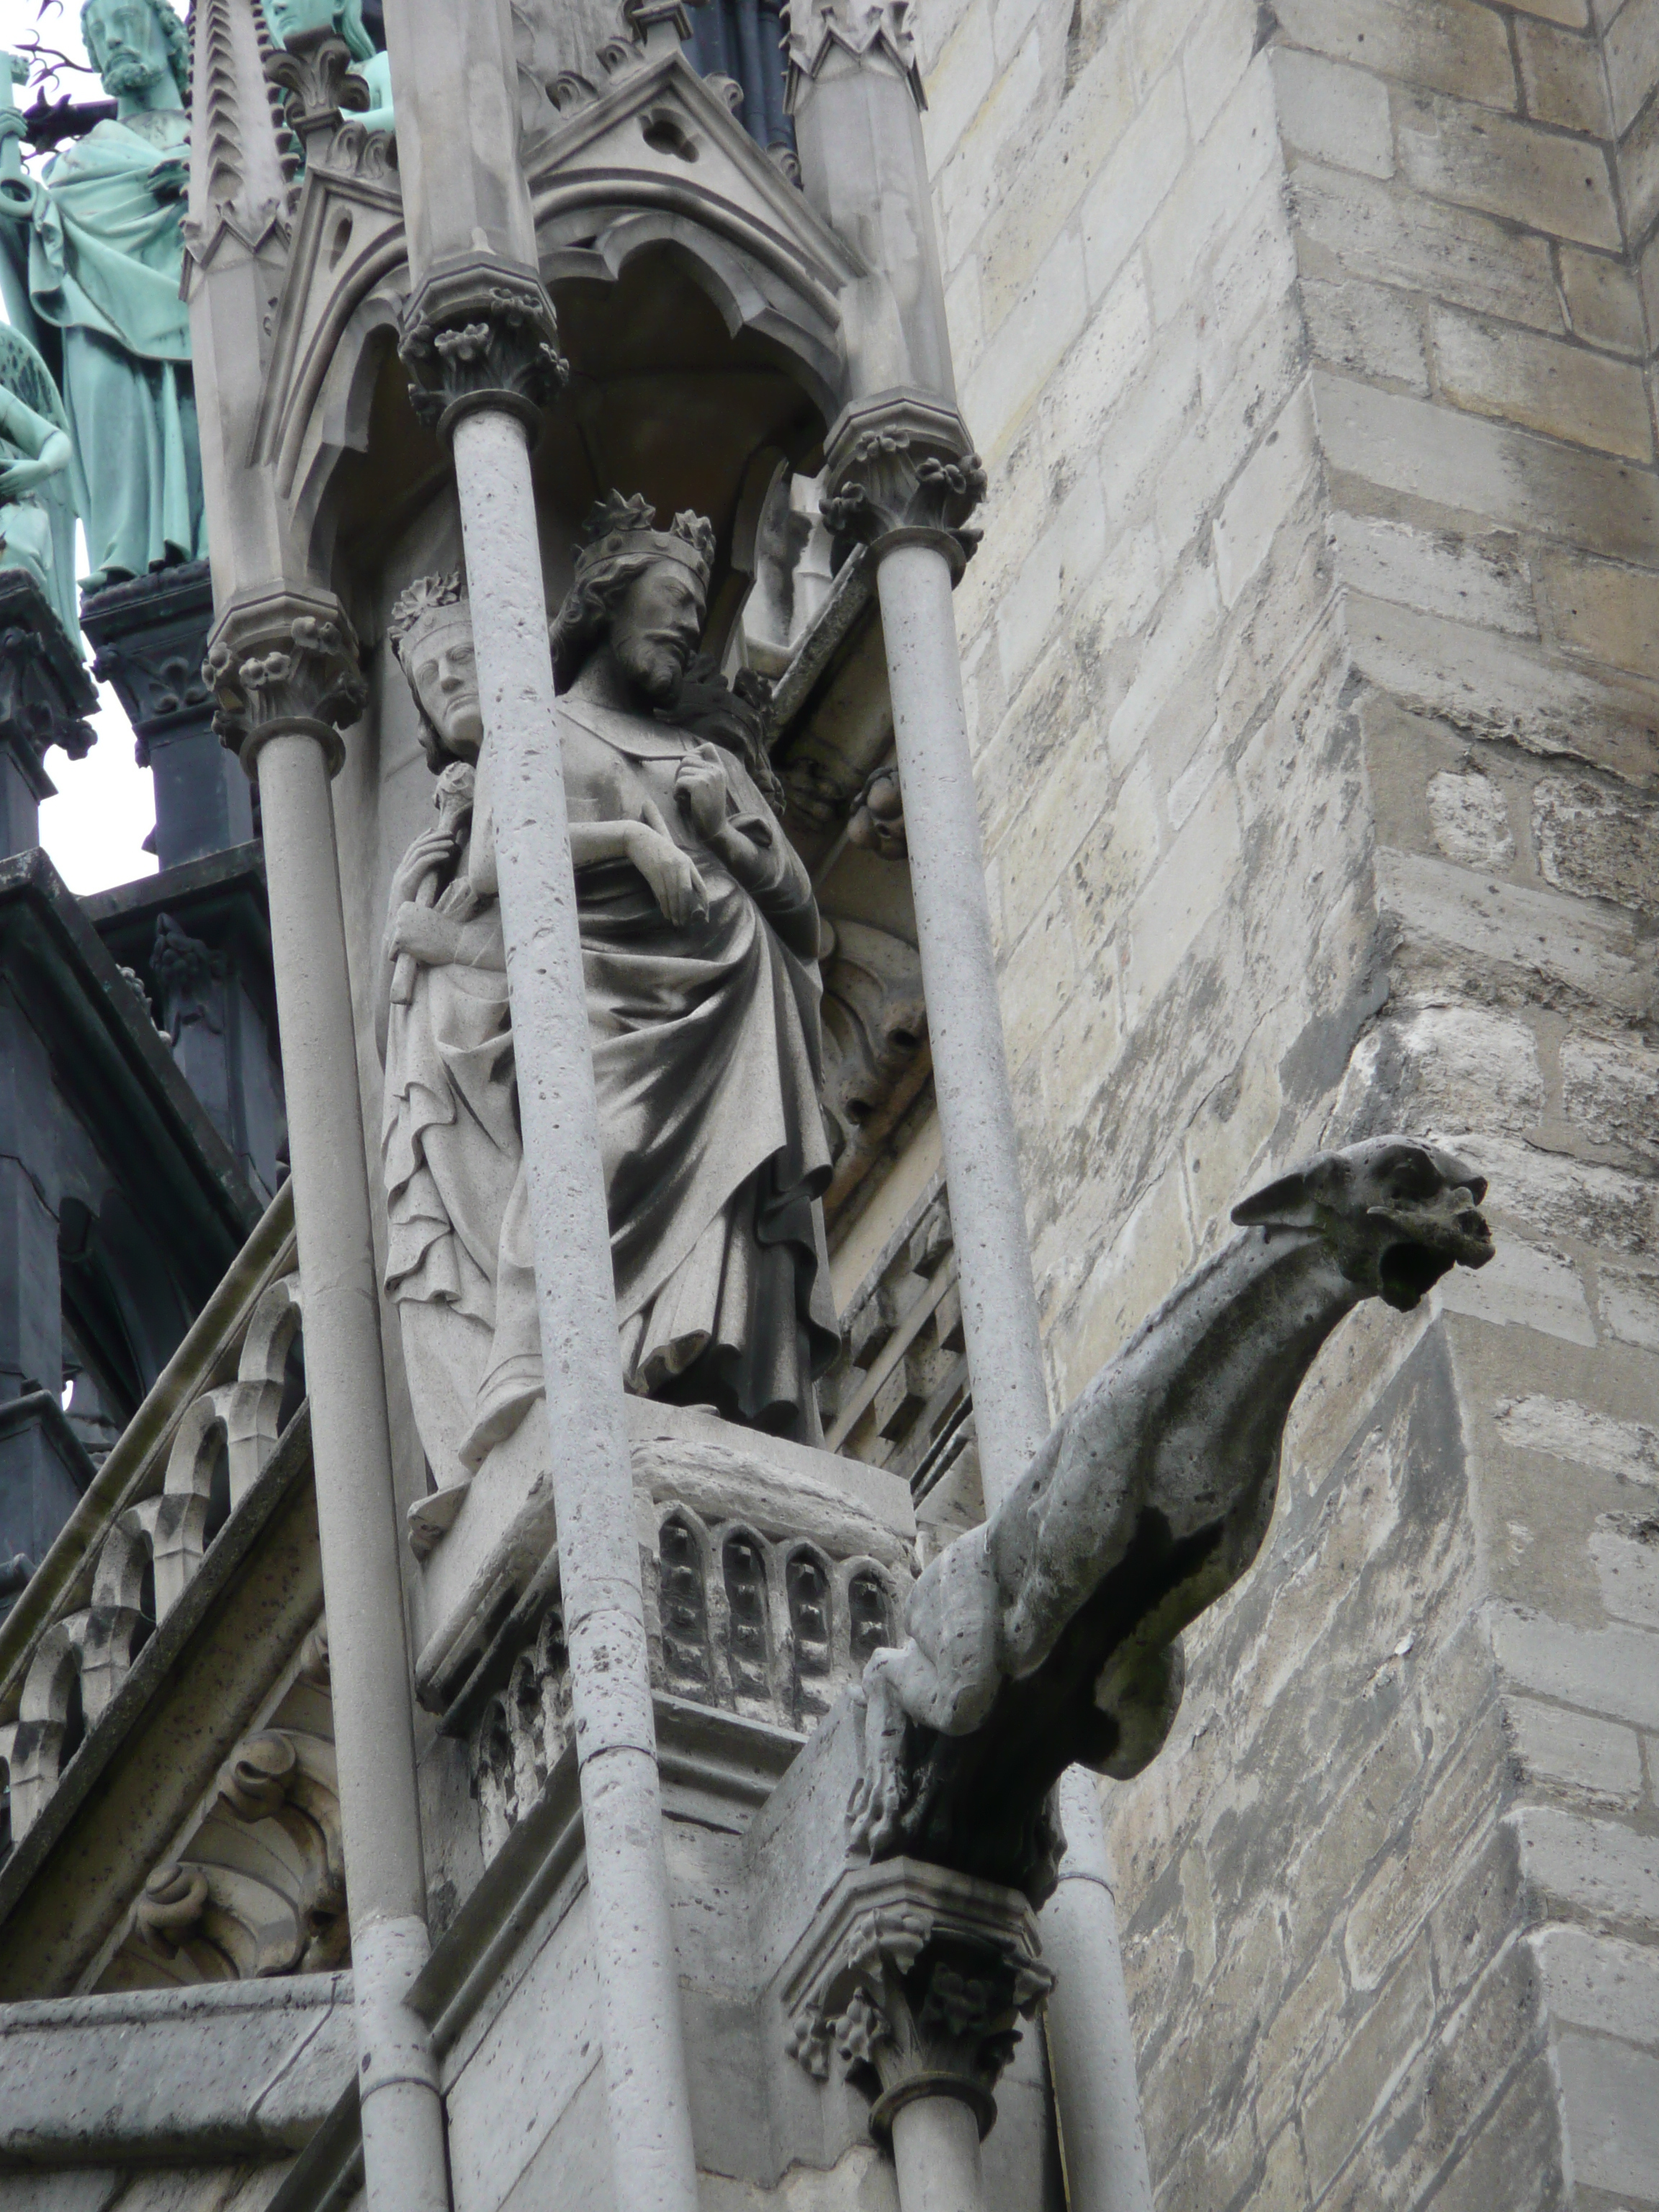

{"left": 1232, "top": 1168, "right": 1310, "bottom": 1226}
{"left": 1232, "top": 1156, "right": 1339, "bottom": 1228}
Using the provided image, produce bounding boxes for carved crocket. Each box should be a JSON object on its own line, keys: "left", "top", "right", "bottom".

{"left": 848, "top": 1138, "right": 1495, "bottom": 1901}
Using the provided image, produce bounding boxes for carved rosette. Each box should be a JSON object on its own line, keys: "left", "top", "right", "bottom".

{"left": 203, "top": 593, "right": 368, "bottom": 776}
{"left": 782, "top": 1861, "right": 1053, "bottom": 2145}
{"left": 398, "top": 268, "right": 570, "bottom": 445}
{"left": 820, "top": 408, "right": 986, "bottom": 575}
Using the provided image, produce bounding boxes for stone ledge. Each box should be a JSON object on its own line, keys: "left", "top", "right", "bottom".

{"left": 0, "top": 1972, "right": 354, "bottom": 2165}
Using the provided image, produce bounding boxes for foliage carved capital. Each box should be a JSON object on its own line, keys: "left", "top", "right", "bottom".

{"left": 781, "top": 1859, "right": 1051, "bottom": 2143}
{"left": 204, "top": 590, "right": 367, "bottom": 776}
{"left": 398, "top": 265, "right": 570, "bottom": 446}
{"left": 820, "top": 398, "right": 985, "bottom": 574}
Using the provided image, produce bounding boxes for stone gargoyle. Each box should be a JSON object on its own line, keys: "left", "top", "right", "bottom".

{"left": 847, "top": 1137, "right": 1494, "bottom": 1901}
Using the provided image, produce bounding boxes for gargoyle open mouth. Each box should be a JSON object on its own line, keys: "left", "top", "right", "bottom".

{"left": 1371, "top": 1195, "right": 1495, "bottom": 1310}
{"left": 1377, "top": 1241, "right": 1455, "bottom": 1310}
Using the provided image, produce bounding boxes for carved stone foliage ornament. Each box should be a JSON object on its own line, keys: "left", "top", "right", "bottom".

{"left": 264, "top": 25, "right": 393, "bottom": 182}
{"left": 783, "top": 0, "right": 922, "bottom": 98}
{"left": 204, "top": 594, "right": 368, "bottom": 774}
{"left": 783, "top": 1861, "right": 1051, "bottom": 2143}
{"left": 398, "top": 271, "right": 570, "bottom": 443}
{"left": 820, "top": 427, "right": 986, "bottom": 572}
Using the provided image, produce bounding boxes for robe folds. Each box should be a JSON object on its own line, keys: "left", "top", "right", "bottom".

{"left": 2, "top": 117, "right": 203, "bottom": 585}
{"left": 381, "top": 693, "right": 838, "bottom": 1484}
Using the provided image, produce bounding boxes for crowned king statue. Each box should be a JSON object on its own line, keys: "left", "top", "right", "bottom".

{"left": 379, "top": 495, "right": 838, "bottom": 1506}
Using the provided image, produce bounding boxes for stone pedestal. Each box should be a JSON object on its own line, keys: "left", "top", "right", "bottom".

{"left": 81, "top": 564, "right": 253, "bottom": 873}
{"left": 84, "top": 846, "right": 284, "bottom": 1200}
{"left": 0, "top": 571, "right": 97, "bottom": 859}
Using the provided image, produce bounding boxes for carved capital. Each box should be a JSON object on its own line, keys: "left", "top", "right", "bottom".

{"left": 263, "top": 26, "right": 395, "bottom": 186}
{"left": 204, "top": 590, "right": 367, "bottom": 776}
{"left": 81, "top": 561, "right": 215, "bottom": 764}
{"left": 820, "top": 398, "right": 985, "bottom": 574}
{"left": 264, "top": 26, "right": 372, "bottom": 160}
{"left": 782, "top": 1860, "right": 1052, "bottom": 2145}
{"left": 785, "top": 0, "right": 923, "bottom": 99}
{"left": 0, "top": 570, "right": 96, "bottom": 788}
{"left": 399, "top": 264, "right": 570, "bottom": 445}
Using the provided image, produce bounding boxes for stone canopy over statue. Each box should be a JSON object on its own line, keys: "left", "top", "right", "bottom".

{"left": 0, "top": 0, "right": 203, "bottom": 591}
{"left": 379, "top": 494, "right": 838, "bottom": 1500}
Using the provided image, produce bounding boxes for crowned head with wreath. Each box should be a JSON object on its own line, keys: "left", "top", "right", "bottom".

{"left": 551, "top": 491, "right": 716, "bottom": 705}
{"left": 388, "top": 571, "right": 485, "bottom": 769}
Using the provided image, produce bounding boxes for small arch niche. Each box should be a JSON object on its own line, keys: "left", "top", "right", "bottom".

{"left": 641, "top": 109, "right": 699, "bottom": 162}
{"left": 327, "top": 212, "right": 354, "bottom": 270}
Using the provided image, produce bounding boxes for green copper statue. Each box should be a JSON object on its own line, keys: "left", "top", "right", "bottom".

{"left": 0, "top": 322, "right": 78, "bottom": 641}
{"left": 0, "top": 0, "right": 202, "bottom": 593}
{"left": 270, "top": 0, "right": 395, "bottom": 132}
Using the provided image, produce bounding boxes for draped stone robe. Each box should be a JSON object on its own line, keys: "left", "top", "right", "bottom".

{"left": 0, "top": 114, "right": 203, "bottom": 587}
{"left": 381, "top": 696, "right": 838, "bottom": 1488}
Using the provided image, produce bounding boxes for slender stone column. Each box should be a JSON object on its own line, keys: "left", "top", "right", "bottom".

{"left": 204, "top": 598, "right": 449, "bottom": 2212}
{"left": 822, "top": 420, "right": 1155, "bottom": 2211}
{"left": 399, "top": 307, "right": 701, "bottom": 2212}
{"left": 891, "top": 2097, "right": 988, "bottom": 2212}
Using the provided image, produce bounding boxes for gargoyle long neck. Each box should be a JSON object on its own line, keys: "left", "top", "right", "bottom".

{"left": 1122, "top": 1225, "right": 1366, "bottom": 1515}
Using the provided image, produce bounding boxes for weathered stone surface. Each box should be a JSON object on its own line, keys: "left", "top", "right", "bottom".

{"left": 1540, "top": 552, "right": 1659, "bottom": 683}
{"left": 0, "top": 1978, "right": 352, "bottom": 2162}
{"left": 1597, "top": 1262, "right": 1659, "bottom": 1352}
{"left": 1426, "top": 769, "right": 1518, "bottom": 867}
{"left": 1534, "top": 774, "right": 1659, "bottom": 915}
{"left": 1493, "top": 1609, "right": 1659, "bottom": 1733}
{"left": 1274, "top": 0, "right": 1517, "bottom": 110}
{"left": 1514, "top": 1803, "right": 1659, "bottom": 1926}
{"left": 1589, "top": 1512, "right": 1659, "bottom": 1631}
{"left": 1271, "top": 48, "right": 1393, "bottom": 179}
{"left": 1295, "top": 161, "right": 1566, "bottom": 333}
{"left": 1396, "top": 92, "right": 1620, "bottom": 251}
{"left": 1493, "top": 1393, "right": 1659, "bottom": 1486}
{"left": 1506, "top": 1692, "right": 1644, "bottom": 1800}
{"left": 1560, "top": 1033, "right": 1659, "bottom": 1164}
{"left": 1431, "top": 305, "right": 1653, "bottom": 462}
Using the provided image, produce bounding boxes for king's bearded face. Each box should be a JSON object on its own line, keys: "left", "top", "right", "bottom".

{"left": 608, "top": 559, "right": 705, "bottom": 707}
{"left": 406, "top": 612, "right": 485, "bottom": 759}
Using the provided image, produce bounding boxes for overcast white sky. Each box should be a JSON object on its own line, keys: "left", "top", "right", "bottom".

{"left": 3, "top": 0, "right": 161, "bottom": 894}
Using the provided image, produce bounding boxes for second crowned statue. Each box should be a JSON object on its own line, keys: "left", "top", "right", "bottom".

{"left": 378, "top": 495, "right": 838, "bottom": 1506}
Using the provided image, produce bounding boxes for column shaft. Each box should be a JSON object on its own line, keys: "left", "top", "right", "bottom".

{"left": 890, "top": 2094, "right": 986, "bottom": 2212}
{"left": 448, "top": 403, "right": 701, "bottom": 2212}
{"left": 873, "top": 539, "right": 1049, "bottom": 1487}
{"left": 873, "top": 538, "right": 1154, "bottom": 2212}
{"left": 255, "top": 729, "right": 449, "bottom": 2212}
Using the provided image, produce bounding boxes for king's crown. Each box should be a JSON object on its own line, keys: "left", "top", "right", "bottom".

{"left": 576, "top": 492, "right": 715, "bottom": 589}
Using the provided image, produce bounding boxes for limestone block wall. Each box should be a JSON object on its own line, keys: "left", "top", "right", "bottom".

{"left": 918, "top": 0, "right": 1659, "bottom": 2200}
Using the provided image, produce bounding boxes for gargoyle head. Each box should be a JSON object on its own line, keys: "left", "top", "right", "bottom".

{"left": 1231, "top": 1136, "right": 1494, "bottom": 1311}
